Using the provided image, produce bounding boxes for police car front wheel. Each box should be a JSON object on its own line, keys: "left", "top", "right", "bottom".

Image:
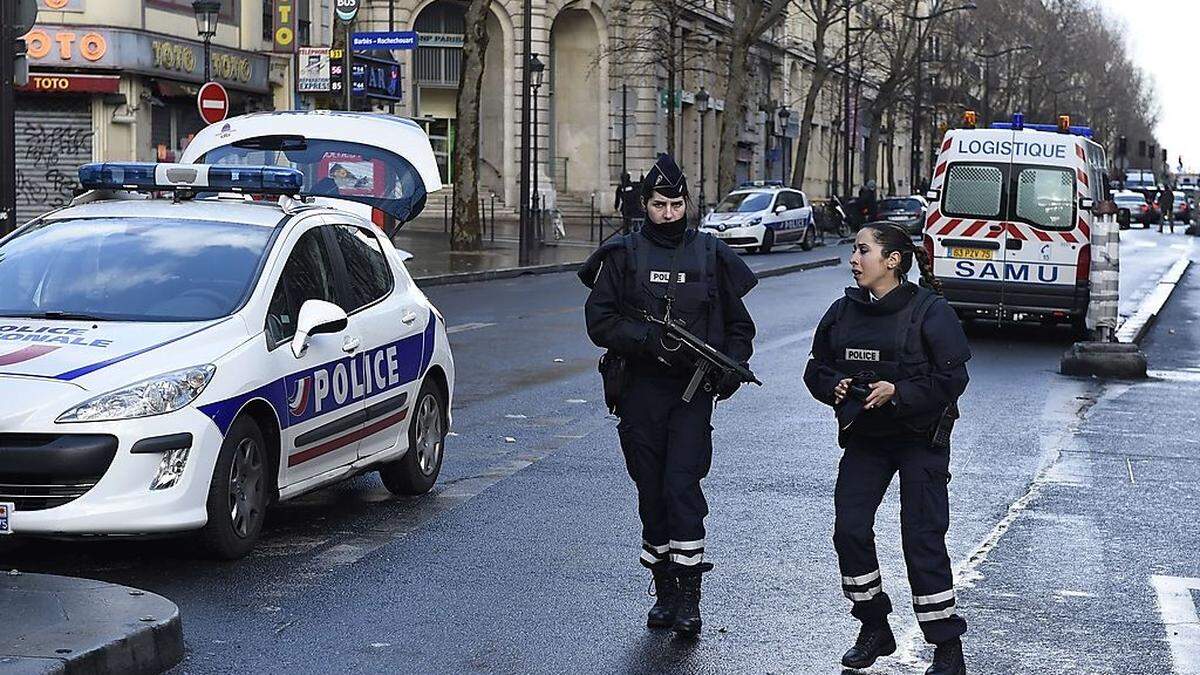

{"left": 199, "top": 416, "right": 269, "bottom": 560}
{"left": 380, "top": 380, "right": 446, "bottom": 496}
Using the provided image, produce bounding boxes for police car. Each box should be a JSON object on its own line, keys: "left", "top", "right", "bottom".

{"left": 0, "top": 116, "right": 453, "bottom": 559}
{"left": 922, "top": 112, "right": 1106, "bottom": 332}
{"left": 700, "top": 181, "right": 815, "bottom": 253}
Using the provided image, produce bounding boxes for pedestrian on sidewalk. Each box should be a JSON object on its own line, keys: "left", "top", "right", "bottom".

{"left": 1158, "top": 184, "right": 1175, "bottom": 234}
{"left": 578, "top": 153, "right": 758, "bottom": 638}
{"left": 615, "top": 172, "right": 642, "bottom": 234}
{"left": 804, "top": 223, "right": 971, "bottom": 675}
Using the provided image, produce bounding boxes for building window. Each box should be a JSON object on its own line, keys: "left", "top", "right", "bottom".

{"left": 263, "top": 0, "right": 274, "bottom": 42}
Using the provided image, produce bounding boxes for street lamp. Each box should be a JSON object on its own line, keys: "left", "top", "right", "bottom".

{"left": 695, "top": 87, "right": 710, "bottom": 215}
{"left": 529, "top": 53, "right": 546, "bottom": 233}
{"left": 907, "top": 1, "right": 977, "bottom": 192}
{"left": 974, "top": 44, "right": 1031, "bottom": 125}
{"left": 777, "top": 106, "right": 791, "bottom": 184}
{"left": 192, "top": 0, "right": 220, "bottom": 83}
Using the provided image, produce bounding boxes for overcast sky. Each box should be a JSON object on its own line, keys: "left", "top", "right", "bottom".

{"left": 1097, "top": 0, "right": 1196, "bottom": 171}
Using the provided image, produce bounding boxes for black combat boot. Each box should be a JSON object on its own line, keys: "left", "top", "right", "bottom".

{"left": 841, "top": 620, "right": 896, "bottom": 669}
{"left": 925, "top": 638, "right": 966, "bottom": 675}
{"left": 671, "top": 573, "right": 704, "bottom": 638}
{"left": 646, "top": 569, "right": 679, "bottom": 628}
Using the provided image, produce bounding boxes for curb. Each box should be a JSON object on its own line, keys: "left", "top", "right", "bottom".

{"left": 414, "top": 254, "right": 842, "bottom": 287}
{"left": 1115, "top": 257, "right": 1192, "bottom": 344}
{"left": 0, "top": 572, "right": 183, "bottom": 675}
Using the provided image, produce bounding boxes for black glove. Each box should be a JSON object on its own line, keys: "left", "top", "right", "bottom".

{"left": 644, "top": 324, "right": 688, "bottom": 369}
{"left": 715, "top": 367, "right": 745, "bottom": 401}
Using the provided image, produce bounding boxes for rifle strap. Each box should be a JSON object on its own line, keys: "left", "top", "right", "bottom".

{"left": 663, "top": 233, "right": 687, "bottom": 320}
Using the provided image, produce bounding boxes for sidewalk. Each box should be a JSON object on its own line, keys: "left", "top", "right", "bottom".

{"left": 0, "top": 571, "right": 182, "bottom": 674}
{"left": 937, "top": 260, "right": 1200, "bottom": 673}
{"left": 393, "top": 227, "right": 843, "bottom": 286}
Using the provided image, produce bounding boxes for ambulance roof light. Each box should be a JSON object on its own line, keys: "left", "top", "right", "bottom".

{"left": 1013, "top": 112, "right": 1024, "bottom": 130}
{"left": 78, "top": 162, "right": 305, "bottom": 195}
{"left": 1057, "top": 115, "right": 1071, "bottom": 133}
{"left": 962, "top": 110, "right": 977, "bottom": 129}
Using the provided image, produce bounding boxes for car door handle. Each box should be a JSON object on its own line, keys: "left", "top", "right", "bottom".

{"left": 401, "top": 311, "right": 418, "bottom": 325}
{"left": 342, "top": 336, "right": 361, "bottom": 353}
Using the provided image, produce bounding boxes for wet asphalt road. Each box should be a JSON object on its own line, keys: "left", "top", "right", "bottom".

{"left": 1, "top": 228, "right": 1194, "bottom": 674}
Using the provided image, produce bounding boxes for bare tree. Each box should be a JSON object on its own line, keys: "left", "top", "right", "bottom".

{"left": 450, "top": 0, "right": 492, "bottom": 251}
{"left": 788, "top": 0, "right": 855, "bottom": 192}
{"left": 717, "top": 0, "right": 792, "bottom": 196}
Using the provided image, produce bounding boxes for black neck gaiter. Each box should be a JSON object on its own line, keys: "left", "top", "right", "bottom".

{"left": 643, "top": 216, "right": 689, "bottom": 247}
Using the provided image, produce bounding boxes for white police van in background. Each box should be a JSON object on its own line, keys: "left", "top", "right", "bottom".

{"left": 700, "top": 181, "right": 816, "bottom": 253}
{"left": 922, "top": 113, "right": 1107, "bottom": 333}
{"left": 0, "top": 113, "right": 454, "bottom": 558}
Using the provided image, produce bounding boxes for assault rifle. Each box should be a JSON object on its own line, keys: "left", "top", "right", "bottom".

{"left": 643, "top": 311, "right": 762, "bottom": 402}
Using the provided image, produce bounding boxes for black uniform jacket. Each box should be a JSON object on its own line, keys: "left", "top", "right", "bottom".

{"left": 578, "top": 229, "right": 758, "bottom": 377}
{"left": 804, "top": 283, "right": 970, "bottom": 434}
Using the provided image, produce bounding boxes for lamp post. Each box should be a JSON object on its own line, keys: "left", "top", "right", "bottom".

{"left": 696, "top": 87, "right": 709, "bottom": 215}
{"left": 191, "top": 0, "right": 220, "bottom": 83}
{"left": 777, "top": 106, "right": 791, "bottom": 184}
{"left": 975, "top": 44, "right": 1031, "bottom": 125}
{"left": 905, "top": 2, "right": 977, "bottom": 192}
{"left": 530, "top": 53, "right": 546, "bottom": 235}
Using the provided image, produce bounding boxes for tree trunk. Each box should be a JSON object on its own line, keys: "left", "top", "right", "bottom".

{"left": 885, "top": 110, "right": 896, "bottom": 196}
{"left": 791, "top": 67, "right": 829, "bottom": 190}
{"left": 718, "top": 25, "right": 755, "bottom": 196}
{"left": 666, "top": 51, "right": 677, "bottom": 157}
{"left": 450, "top": 0, "right": 491, "bottom": 251}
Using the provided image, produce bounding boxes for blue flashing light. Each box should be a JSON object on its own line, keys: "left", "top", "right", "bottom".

{"left": 78, "top": 162, "right": 304, "bottom": 195}
{"left": 987, "top": 121, "right": 1094, "bottom": 138}
{"left": 1013, "top": 112, "right": 1024, "bottom": 130}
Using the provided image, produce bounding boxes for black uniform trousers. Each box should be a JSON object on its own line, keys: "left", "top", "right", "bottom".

{"left": 833, "top": 433, "right": 967, "bottom": 645}
{"left": 616, "top": 375, "right": 714, "bottom": 576}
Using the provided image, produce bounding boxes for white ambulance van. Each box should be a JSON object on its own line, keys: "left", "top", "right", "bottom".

{"left": 922, "top": 113, "right": 1108, "bottom": 331}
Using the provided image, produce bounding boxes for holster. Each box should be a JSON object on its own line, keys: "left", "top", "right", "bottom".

{"left": 929, "top": 402, "right": 960, "bottom": 449}
{"left": 598, "top": 351, "right": 629, "bottom": 415}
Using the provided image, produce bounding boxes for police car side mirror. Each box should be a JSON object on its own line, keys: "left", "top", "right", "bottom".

{"left": 924, "top": 189, "right": 940, "bottom": 202}
{"left": 1079, "top": 197, "right": 1095, "bottom": 211}
{"left": 774, "top": 204, "right": 788, "bottom": 215}
{"left": 291, "top": 299, "right": 349, "bottom": 359}
{"left": 395, "top": 248, "right": 414, "bottom": 262}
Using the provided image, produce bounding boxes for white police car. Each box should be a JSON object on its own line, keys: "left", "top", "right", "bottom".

{"left": 0, "top": 119, "right": 454, "bottom": 559}
{"left": 700, "top": 181, "right": 815, "bottom": 253}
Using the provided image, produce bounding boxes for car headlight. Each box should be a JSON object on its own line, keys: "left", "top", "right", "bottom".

{"left": 57, "top": 365, "right": 216, "bottom": 423}
{"left": 747, "top": 217, "right": 762, "bottom": 226}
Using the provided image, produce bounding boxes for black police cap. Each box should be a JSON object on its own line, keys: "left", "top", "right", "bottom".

{"left": 642, "top": 153, "right": 688, "bottom": 200}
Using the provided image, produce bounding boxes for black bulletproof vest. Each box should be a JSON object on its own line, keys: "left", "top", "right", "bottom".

{"left": 624, "top": 231, "right": 718, "bottom": 345}
{"left": 830, "top": 286, "right": 939, "bottom": 433}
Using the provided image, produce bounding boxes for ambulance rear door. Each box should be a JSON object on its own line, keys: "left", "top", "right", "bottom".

{"left": 929, "top": 128, "right": 1015, "bottom": 328}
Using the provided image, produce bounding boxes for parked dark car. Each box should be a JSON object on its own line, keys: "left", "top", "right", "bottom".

{"left": 875, "top": 196, "right": 928, "bottom": 235}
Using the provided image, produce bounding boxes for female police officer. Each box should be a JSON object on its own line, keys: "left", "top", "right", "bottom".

{"left": 804, "top": 224, "right": 970, "bottom": 675}
{"left": 578, "top": 154, "right": 757, "bottom": 638}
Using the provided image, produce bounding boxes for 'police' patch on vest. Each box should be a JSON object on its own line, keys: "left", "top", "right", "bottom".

{"left": 650, "top": 271, "right": 686, "bottom": 284}
{"left": 845, "top": 348, "right": 880, "bottom": 362}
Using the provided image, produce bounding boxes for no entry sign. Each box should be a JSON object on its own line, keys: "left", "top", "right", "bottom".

{"left": 197, "top": 82, "right": 229, "bottom": 125}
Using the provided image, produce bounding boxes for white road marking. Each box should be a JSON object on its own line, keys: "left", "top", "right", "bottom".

{"left": 1151, "top": 575, "right": 1200, "bottom": 674}
{"left": 446, "top": 321, "right": 496, "bottom": 334}
{"left": 1126, "top": 457, "right": 1136, "bottom": 484}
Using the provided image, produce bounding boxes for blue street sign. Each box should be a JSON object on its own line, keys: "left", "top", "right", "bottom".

{"left": 351, "top": 31, "right": 418, "bottom": 50}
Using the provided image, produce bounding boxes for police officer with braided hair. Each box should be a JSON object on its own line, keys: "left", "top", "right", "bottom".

{"left": 804, "top": 223, "right": 971, "bottom": 675}
{"left": 578, "top": 154, "right": 757, "bottom": 638}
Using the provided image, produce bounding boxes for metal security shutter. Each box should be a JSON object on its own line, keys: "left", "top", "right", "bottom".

{"left": 14, "top": 96, "right": 94, "bottom": 224}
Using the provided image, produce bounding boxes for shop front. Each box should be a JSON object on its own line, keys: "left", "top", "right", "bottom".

{"left": 18, "top": 25, "right": 274, "bottom": 222}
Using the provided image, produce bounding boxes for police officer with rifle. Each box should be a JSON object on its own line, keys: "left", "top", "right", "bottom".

{"left": 578, "top": 154, "right": 758, "bottom": 638}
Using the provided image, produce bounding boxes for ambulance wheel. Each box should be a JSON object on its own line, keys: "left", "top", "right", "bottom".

{"left": 199, "top": 416, "right": 268, "bottom": 560}
{"left": 800, "top": 225, "right": 816, "bottom": 250}
{"left": 758, "top": 230, "right": 775, "bottom": 254}
{"left": 380, "top": 379, "right": 446, "bottom": 496}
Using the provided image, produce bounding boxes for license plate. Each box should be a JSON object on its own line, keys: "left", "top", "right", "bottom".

{"left": 950, "top": 247, "right": 993, "bottom": 260}
{"left": 0, "top": 502, "right": 11, "bottom": 534}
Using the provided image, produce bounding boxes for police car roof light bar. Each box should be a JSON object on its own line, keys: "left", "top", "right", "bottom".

{"left": 736, "top": 179, "right": 784, "bottom": 189}
{"left": 78, "top": 162, "right": 305, "bottom": 195}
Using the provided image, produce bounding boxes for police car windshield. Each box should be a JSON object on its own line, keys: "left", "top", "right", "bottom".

{"left": 0, "top": 218, "right": 273, "bottom": 322}
{"left": 715, "top": 192, "right": 773, "bottom": 213}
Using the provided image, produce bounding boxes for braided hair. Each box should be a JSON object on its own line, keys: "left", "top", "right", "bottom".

{"left": 863, "top": 223, "right": 943, "bottom": 295}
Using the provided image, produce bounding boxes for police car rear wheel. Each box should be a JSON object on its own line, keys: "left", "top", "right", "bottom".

{"left": 380, "top": 380, "right": 445, "bottom": 495}
{"left": 800, "top": 225, "right": 815, "bottom": 251}
{"left": 199, "top": 416, "right": 268, "bottom": 559}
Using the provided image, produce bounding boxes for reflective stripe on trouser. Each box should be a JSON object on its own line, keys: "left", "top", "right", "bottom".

{"left": 640, "top": 540, "right": 670, "bottom": 567}
{"left": 833, "top": 435, "right": 967, "bottom": 643}
{"left": 617, "top": 377, "right": 715, "bottom": 571}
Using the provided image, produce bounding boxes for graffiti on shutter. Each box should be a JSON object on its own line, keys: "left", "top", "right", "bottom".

{"left": 14, "top": 97, "right": 94, "bottom": 225}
